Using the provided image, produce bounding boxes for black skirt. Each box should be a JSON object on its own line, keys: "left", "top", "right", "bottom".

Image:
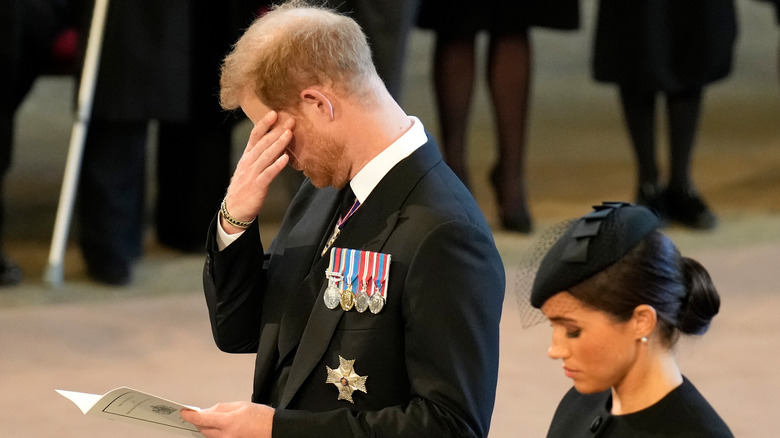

{"left": 592, "top": 0, "right": 737, "bottom": 92}
{"left": 417, "top": 0, "right": 580, "bottom": 35}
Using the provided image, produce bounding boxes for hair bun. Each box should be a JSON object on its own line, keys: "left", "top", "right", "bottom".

{"left": 677, "top": 257, "right": 720, "bottom": 335}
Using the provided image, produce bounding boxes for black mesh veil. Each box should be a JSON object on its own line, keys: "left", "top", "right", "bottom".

{"left": 514, "top": 219, "right": 574, "bottom": 328}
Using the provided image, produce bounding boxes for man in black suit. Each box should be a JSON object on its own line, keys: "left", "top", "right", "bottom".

{"left": 181, "top": 2, "right": 505, "bottom": 437}
{"left": 76, "top": 0, "right": 259, "bottom": 284}
{"left": 0, "top": 0, "right": 72, "bottom": 286}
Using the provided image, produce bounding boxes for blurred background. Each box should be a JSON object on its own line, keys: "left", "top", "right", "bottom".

{"left": 1, "top": 0, "right": 778, "bottom": 436}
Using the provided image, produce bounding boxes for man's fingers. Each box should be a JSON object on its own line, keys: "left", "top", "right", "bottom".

{"left": 224, "top": 114, "right": 294, "bottom": 221}
{"left": 181, "top": 403, "right": 234, "bottom": 429}
{"left": 180, "top": 408, "right": 206, "bottom": 427}
{"left": 255, "top": 152, "right": 290, "bottom": 187}
{"left": 245, "top": 112, "right": 294, "bottom": 155}
{"left": 245, "top": 111, "right": 278, "bottom": 152}
{"left": 248, "top": 128, "right": 292, "bottom": 178}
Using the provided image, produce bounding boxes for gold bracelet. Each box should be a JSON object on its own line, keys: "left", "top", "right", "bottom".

{"left": 220, "top": 197, "right": 255, "bottom": 229}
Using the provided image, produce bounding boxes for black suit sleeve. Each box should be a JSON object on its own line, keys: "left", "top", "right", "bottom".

{"left": 203, "top": 216, "right": 268, "bottom": 353}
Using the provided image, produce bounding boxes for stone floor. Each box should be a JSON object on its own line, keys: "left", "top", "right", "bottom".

{"left": 1, "top": 1, "right": 779, "bottom": 436}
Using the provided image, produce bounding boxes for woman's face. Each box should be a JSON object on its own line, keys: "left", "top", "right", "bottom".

{"left": 541, "top": 292, "right": 641, "bottom": 394}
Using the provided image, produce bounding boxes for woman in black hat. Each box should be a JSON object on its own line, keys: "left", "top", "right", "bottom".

{"left": 526, "top": 202, "right": 733, "bottom": 437}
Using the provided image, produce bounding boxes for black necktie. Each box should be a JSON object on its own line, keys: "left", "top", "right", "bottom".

{"left": 339, "top": 185, "right": 356, "bottom": 218}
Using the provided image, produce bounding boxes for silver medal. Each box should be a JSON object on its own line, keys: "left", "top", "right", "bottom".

{"left": 355, "top": 284, "right": 370, "bottom": 313}
{"left": 369, "top": 292, "right": 385, "bottom": 314}
{"left": 324, "top": 271, "right": 343, "bottom": 310}
{"left": 324, "top": 284, "right": 341, "bottom": 309}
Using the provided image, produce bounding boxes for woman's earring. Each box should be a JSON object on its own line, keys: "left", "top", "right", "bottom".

{"left": 640, "top": 336, "right": 648, "bottom": 343}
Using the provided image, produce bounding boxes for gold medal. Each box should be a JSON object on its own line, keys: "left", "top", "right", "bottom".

{"left": 340, "top": 286, "right": 355, "bottom": 311}
{"left": 340, "top": 249, "right": 358, "bottom": 311}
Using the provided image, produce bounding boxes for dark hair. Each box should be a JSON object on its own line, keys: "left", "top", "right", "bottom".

{"left": 569, "top": 231, "right": 720, "bottom": 346}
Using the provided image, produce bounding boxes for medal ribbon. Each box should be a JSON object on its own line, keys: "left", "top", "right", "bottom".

{"left": 345, "top": 249, "right": 359, "bottom": 292}
{"left": 337, "top": 199, "right": 361, "bottom": 230}
{"left": 321, "top": 192, "right": 361, "bottom": 257}
{"left": 374, "top": 253, "right": 388, "bottom": 298}
{"left": 338, "top": 247, "right": 348, "bottom": 292}
{"left": 358, "top": 250, "right": 370, "bottom": 293}
{"left": 381, "top": 254, "right": 391, "bottom": 297}
{"left": 327, "top": 247, "right": 338, "bottom": 278}
{"left": 368, "top": 252, "right": 381, "bottom": 296}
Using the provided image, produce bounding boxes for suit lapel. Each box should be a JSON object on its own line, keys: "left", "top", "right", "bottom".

{"left": 275, "top": 187, "right": 343, "bottom": 366}
{"left": 278, "top": 141, "right": 442, "bottom": 408}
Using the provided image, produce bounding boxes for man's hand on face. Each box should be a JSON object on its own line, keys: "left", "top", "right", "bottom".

{"left": 221, "top": 111, "right": 294, "bottom": 233}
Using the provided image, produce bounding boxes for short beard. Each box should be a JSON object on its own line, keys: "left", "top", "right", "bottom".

{"left": 300, "top": 130, "right": 349, "bottom": 189}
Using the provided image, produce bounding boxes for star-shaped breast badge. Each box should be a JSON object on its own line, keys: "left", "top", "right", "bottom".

{"left": 326, "top": 355, "right": 367, "bottom": 403}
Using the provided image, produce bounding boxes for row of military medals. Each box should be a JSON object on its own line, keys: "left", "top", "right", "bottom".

{"left": 324, "top": 247, "right": 390, "bottom": 314}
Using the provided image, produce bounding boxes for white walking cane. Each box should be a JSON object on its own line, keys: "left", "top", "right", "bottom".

{"left": 44, "top": 0, "right": 110, "bottom": 287}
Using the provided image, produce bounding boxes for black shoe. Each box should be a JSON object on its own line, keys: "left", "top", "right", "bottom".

{"left": 490, "top": 166, "right": 533, "bottom": 234}
{"left": 665, "top": 186, "right": 718, "bottom": 230}
{"left": 501, "top": 212, "right": 533, "bottom": 233}
{"left": 87, "top": 260, "right": 132, "bottom": 286}
{"left": 0, "top": 255, "right": 22, "bottom": 286}
{"left": 636, "top": 182, "right": 669, "bottom": 227}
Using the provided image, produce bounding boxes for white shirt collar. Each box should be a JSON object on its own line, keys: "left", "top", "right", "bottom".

{"left": 349, "top": 116, "right": 427, "bottom": 203}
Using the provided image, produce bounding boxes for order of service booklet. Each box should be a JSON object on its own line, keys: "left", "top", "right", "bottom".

{"left": 56, "top": 387, "right": 204, "bottom": 437}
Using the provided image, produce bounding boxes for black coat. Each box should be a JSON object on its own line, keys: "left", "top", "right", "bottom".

{"left": 592, "top": 0, "right": 737, "bottom": 92}
{"left": 546, "top": 377, "right": 734, "bottom": 437}
{"left": 203, "top": 140, "right": 505, "bottom": 437}
{"left": 76, "top": 0, "right": 191, "bottom": 121}
{"left": 78, "top": 0, "right": 259, "bottom": 121}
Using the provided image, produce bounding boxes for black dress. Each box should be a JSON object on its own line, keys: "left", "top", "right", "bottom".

{"left": 417, "top": 0, "right": 580, "bottom": 34}
{"left": 592, "top": 0, "right": 737, "bottom": 92}
{"left": 546, "top": 377, "right": 734, "bottom": 437}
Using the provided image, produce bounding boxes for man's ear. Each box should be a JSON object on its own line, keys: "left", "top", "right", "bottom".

{"left": 632, "top": 304, "right": 657, "bottom": 340}
{"left": 300, "top": 88, "right": 334, "bottom": 121}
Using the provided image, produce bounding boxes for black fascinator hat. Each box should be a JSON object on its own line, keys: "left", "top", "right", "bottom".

{"left": 530, "top": 202, "right": 660, "bottom": 308}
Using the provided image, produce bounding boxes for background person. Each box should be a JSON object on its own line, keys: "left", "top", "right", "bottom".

{"left": 0, "top": 0, "right": 74, "bottom": 286}
{"left": 592, "top": 0, "right": 737, "bottom": 230}
{"left": 75, "top": 0, "right": 260, "bottom": 284}
{"left": 417, "top": 0, "right": 579, "bottom": 233}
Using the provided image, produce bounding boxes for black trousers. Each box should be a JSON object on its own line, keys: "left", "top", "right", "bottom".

{"left": 77, "top": 118, "right": 232, "bottom": 270}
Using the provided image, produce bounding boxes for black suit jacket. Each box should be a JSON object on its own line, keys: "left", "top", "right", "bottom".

{"left": 203, "top": 140, "right": 505, "bottom": 437}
